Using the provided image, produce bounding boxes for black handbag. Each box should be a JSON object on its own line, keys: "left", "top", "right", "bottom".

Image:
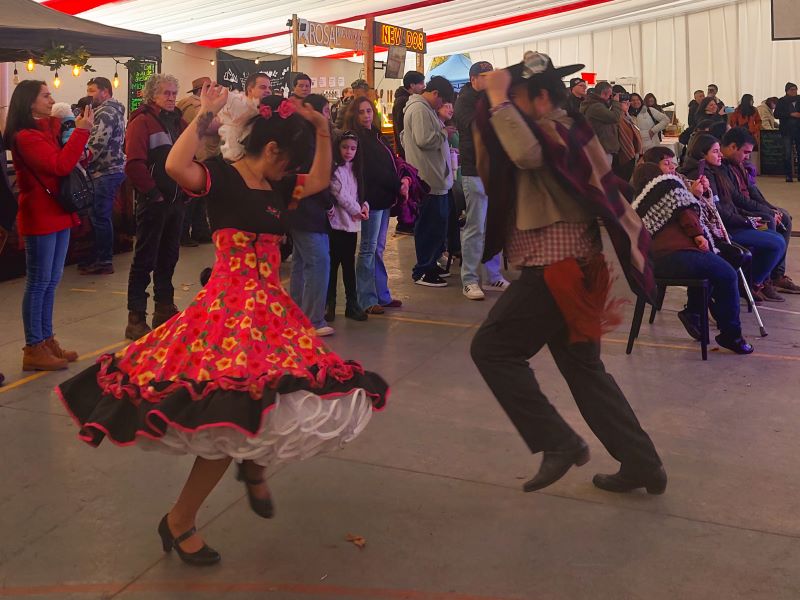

{"left": 15, "top": 144, "right": 93, "bottom": 215}
{"left": 717, "top": 240, "right": 751, "bottom": 270}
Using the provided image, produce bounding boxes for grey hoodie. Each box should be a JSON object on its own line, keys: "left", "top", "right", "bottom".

{"left": 88, "top": 97, "right": 126, "bottom": 179}
{"left": 401, "top": 94, "right": 452, "bottom": 195}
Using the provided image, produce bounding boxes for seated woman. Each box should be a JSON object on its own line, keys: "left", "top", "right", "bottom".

{"left": 679, "top": 135, "right": 786, "bottom": 303}
{"left": 631, "top": 162, "right": 752, "bottom": 354}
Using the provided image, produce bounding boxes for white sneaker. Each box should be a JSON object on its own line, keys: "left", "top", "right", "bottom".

{"left": 485, "top": 278, "right": 510, "bottom": 292}
{"left": 463, "top": 283, "right": 485, "bottom": 301}
{"left": 315, "top": 326, "right": 335, "bottom": 337}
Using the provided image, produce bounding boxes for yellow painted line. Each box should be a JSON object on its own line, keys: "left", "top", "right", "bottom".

{"left": 0, "top": 341, "right": 126, "bottom": 396}
{"left": 110, "top": 291, "right": 127, "bottom": 296}
{"left": 375, "top": 314, "right": 480, "bottom": 329}
{"left": 69, "top": 288, "right": 97, "bottom": 293}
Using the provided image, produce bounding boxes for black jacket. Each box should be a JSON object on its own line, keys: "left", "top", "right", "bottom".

{"left": 566, "top": 93, "right": 584, "bottom": 117}
{"left": 358, "top": 128, "right": 401, "bottom": 211}
{"left": 453, "top": 83, "right": 481, "bottom": 176}
{"left": 774, "top": 95, "right": 800, "bottom": 135}
{"left": 392, "top": 87, "right": 412, "bottom": 158}
{"left": 687, "top": 100, "right": 700, "bottom": 128}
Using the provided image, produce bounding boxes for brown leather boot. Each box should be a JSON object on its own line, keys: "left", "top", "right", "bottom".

{"left": 125, "top": 311, "right": 152, "bottom": 340}
{"left": 45, "top": 336, "right": 78, "bottom": 362}
{"left": 152, "top": 303, "right": 179, "bottom": 330}
{"left": 22, "top": 342, "right": 68, "bottom": 371}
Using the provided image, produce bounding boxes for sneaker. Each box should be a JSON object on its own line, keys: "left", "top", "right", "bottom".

{"left": 415, "top": 273, "right": 448, "bottom": 287}
{"left": 315, "top": 326, "right": 335, "bottom": 337}
{"left": 760, "top": 281, "right": 786, "bottom": 302}
{"left": 463, "top": 283, "right": 485, "bottom": 301}
{"left": 773, "top": 275, "right": 800, "bottom": 294}
{"left": 485, "top": 278, "right": 510, "bottom": 292}
{"left": 435, "top": 265, "right": 451, "bottom": 278}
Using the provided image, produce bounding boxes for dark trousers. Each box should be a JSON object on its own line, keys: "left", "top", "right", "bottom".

{"left": 782, "top": 131, "right": 800, "bottom": 179}
{"left": 327, "top": 229, "right": 358, "bottom": 307}
{"left": 470, "top": 267, "right": 662, "bottom": 475}
{"left": 765, "top": 207, "right": 792, "bottom": 278}
{"left": 87, "top": 172, "right": 124, "bottom": 266}
{"left": 654, "top": 250, "right": 741, "bottom": 338}
{"left": 412, "top": 192, "right": 449, "bottom": 279}
{"left": 127, "top": 198, "right": 184, "bottom": 312}
{"left": 612, "top": 155, "right": 636, "bottom": 183}
{"left": 181, "top": 196, "right": 211, "bottom": 241}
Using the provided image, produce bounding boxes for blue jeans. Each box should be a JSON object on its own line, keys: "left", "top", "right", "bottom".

{"left": 460, "top": 175, "right": 502, "bottom": 286}
{"left": 375, "top": 208, "right": 393, "bottom": 305}
{"left": 653, "top": 250, "right": 741, "bottom": 338}
{"left": 22, "top": 229, "right": 70, "bottom": 345}
{"left": 357, "top": 208, "right": 388, "bottom": 310}
{"left": 413, "top": 193, "right": 449, "bottom": 280}
{"left": 729, "top": 228, "right": 786, "bottom": 285}
{"left": 89, "top": 172, "right": 124, "bottom": 265}
{"left": 289, "top": 229, "right": 330, "bottom": 329}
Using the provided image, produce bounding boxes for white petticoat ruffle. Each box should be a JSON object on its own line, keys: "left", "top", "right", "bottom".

{"left": 138, "top": 388, "right": 373, "bottom": 469}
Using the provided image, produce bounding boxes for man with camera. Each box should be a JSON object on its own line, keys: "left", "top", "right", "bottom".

{"left": 580, "top": 81, "right": 622, "bottom": 166}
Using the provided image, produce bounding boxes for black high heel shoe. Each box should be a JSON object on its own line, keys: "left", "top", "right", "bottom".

{"left": 157, "top": 514, "right": 221, "bottom": 566}
{"left": 236, "top": 462, "right": 275, "bottom": 519}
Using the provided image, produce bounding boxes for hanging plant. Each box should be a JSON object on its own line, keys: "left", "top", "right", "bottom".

{"left": 40, "top": 44, "right": 95, "bottom": 73}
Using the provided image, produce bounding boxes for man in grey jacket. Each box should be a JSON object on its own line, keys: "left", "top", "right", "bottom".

{"left": 401, "top": 75, "right": 455, "bottom": 287}
{"left": 580, "top": 81, "right": 622, "bottom": 166}
{"left": 83, "top": 76, "right": 126, "bottom": 275}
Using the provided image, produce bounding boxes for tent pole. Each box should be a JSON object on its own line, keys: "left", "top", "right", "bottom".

{"left": 416, "top": 29, "right": 424, "bottom": 74}
{"left": 365, "top": 17, "right": 375, "bottom": 88}
{"left": 291, "top": 14, "right": 299, "bottom": 76}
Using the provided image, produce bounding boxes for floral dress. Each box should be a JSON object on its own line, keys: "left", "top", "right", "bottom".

{"left": 57, "top": 159, "right": 388, "bottom": 467}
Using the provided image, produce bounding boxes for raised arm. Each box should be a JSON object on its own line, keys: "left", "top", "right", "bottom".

{"left": 165, "top": 83, "right": 228, "bottom": 194}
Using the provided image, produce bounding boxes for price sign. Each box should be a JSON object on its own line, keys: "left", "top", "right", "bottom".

{"left": 374, "top": 21, "right": 426, "bottom": 53}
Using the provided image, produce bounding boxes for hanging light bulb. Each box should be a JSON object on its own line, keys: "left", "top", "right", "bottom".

{"left": 210, "top": 59, "right": 215, "bottom": 66}
{"left": 13, "top": 65, "right": 19, "bottom": 85}
{"left": 166, "top": 44, "right": 172, "bottom": 50}
{"left": 72, "top": 64, "right": 81, "bottom": 77}
{"left": 113, "top": 71, "right": 120, "bottom": 89}
{"left": 26, "top": 58, "right": 35, "bottom": 72}
{"left": 254, "top": 58, "right": 260, "bottom": 65}
{"left": 53, "top": 71, "right": 61, "bottom": 88}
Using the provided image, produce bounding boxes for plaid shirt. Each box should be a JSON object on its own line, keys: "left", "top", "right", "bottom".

{"left": 506, "top": 220, "right": 602, "bottom": 268}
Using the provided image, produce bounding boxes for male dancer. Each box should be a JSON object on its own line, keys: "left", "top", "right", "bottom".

{"left": 470, "top": 53, "right": 666, "bottom": 494}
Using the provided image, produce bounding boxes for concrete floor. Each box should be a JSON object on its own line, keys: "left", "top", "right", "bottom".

{"left": 1, "top": 175, "right": 800, "bottom": 599}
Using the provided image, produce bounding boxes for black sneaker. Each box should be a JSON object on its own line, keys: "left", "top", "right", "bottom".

{"left": 435, "top": 265, "right": 452, "bottom": 278}
{"left": 415, "top": 273, "right": 448, "bottom": 287}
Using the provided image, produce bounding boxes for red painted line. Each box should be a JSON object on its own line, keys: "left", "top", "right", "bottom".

{"left": 325, "top": 0, "right": 614, "bottom": 59}
{"left": 0, "top": 580, "right": 521, "bottom": 599}
{"left": 41, "top": 0, "right": 113, "bottom": 15}
{"left": 195, "top": 0, "right": 458, "bottom": 48}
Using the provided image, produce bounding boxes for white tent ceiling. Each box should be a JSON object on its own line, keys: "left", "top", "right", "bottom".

{"left": 38, "top": 0, "right": 739, "bottom": 60}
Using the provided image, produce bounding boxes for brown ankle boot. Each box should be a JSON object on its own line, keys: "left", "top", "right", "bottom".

{"left": 152, "top": 303, "right": 179, "bottom": 330}
{"left": 22, "top": 342, "right": 68, "bottom": 371}
{"left": 45, "top": 336, "right": 78, "bottom": 362}
{"left": 125, "top": 311, "right": 152, "bottom": 340}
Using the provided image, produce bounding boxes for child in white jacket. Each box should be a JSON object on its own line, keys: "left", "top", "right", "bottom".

{"left": 327, "top": 131, "right": 369, "bottom": 321}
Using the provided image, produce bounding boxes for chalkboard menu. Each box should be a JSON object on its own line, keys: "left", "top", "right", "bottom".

{"left": 759, "top": 129, "right": 799, "bottom": 176}
{"left": 128, "top": 60, "right": 158, "bottom": 116}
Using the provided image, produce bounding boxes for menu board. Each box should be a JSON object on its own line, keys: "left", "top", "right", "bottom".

{"left": 760, "top": 130, "right": 794, "bottom": 176}
{"left": 127, "top": 60, "right": 158, "bottom": 116}
{"left": 374, "top": 21, "right": 426, "bottom": 53}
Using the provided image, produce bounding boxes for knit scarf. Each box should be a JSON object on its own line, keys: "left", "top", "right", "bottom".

{"left": 632, "top": 174, "right": 717, "bottom": 253}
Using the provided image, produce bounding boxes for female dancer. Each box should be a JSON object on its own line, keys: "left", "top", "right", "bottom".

{"left": 57, "top": 84, "right": 388, "bottom": 566}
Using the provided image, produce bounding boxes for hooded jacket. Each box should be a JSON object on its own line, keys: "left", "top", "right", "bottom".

{"left": 125, "top": 102, "right": 187, "bottom": 202}
{"left": 401, "top": 94, "right": 452, "bottom": 195}
{"left": 580, "top": 93, "right": 622, "bottom": 154}
{"left": 88, "top": 97, "right": 126, "bottom": 179}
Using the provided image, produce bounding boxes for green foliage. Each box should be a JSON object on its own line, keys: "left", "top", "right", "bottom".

{"left": 40, "top": 44, "right": 95, "bottom": 72}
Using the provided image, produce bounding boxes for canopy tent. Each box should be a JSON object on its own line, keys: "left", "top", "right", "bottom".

{"left": 0, "top": 0, "right": 161, "bottom": 63}
{"left": 426, "top": 54, "right": 471, "bottom": 90}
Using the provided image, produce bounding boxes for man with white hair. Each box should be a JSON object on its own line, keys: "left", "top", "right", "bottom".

{"left": 124, "top": 73, "right": 188, "bottom": 340}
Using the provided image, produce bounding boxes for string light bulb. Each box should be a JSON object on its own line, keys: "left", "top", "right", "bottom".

{"left": 166, "top": 44, "right": 172, "bottom": 50}
{"left": 13, "top": 65, "right": 19, "bottom": 85}
{"left": 254, "top": 58, "right": 260, "bottom": 65}
{"left": 72, "top": 64, "right": 81, "bottom": 77}
{"left": 26, "top": 58, "right": 35, "bottom": 72}
{"left": 210, "top": 59, "right": 215, "bottom": 66}
{"left": 113, "top": 71, "right": 120, "bottom": 88}
{"left": 53, "top": 71, "right": 61, "bottom": 88}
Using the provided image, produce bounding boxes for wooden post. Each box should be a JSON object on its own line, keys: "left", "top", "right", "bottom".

{"left": 416, "top": 29, "right": 425, "bottom": 74}
{"left": 291, "top": 14, "right": 299, "bottom": 75}
{"left": 365, "top": 16, "right": 375, "bottom": 87}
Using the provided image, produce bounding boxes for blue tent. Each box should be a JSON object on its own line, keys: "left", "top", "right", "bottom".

{"left": 426, "top": 54, "right": 472, "bottom": 92}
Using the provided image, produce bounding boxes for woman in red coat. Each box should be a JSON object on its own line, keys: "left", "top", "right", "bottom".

{"left": 4, "top": 80, "right": 93, "bottom": 371}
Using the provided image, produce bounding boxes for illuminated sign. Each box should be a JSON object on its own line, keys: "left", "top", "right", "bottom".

{"left": 374, "top": 21, "right": 426, "bottom": 53}
{"left": 298, "top": 19, "right": 367, "bottom": 51}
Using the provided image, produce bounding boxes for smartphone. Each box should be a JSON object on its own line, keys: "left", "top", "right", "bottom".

{"left": 724, "top": 106, "right": 735, "bottom": 114}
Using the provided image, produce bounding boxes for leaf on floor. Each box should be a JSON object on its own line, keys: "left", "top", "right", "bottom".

{"left": 345, "top": 533, "right": 367, "bottom": 549}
